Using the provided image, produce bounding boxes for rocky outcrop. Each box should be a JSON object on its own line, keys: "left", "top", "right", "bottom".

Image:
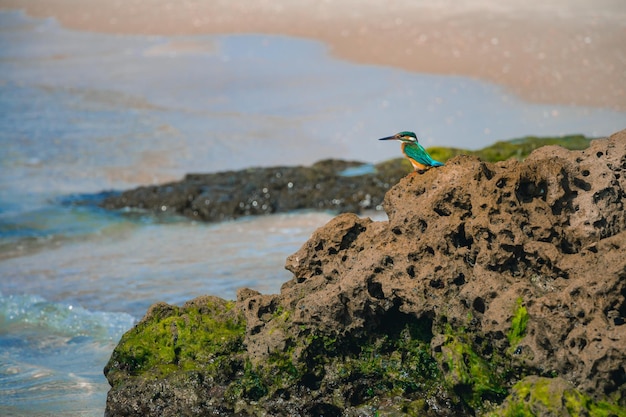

{"left": 104, "top": 130, "right": 626, "bottom": 416}
{"left": 97, "top": 136, "right": 594, "bottom": 223}
{"left": 100, "top": 159, "right": 409, "bottom": 221}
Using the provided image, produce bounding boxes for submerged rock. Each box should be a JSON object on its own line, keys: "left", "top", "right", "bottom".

{"left": 100, "top": 159, "right": 409, "bottom": 221}
{"left": 104, "top": 130, "right": 626, "bottom": 416}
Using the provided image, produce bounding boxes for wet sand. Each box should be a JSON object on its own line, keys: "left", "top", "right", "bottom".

{"left": 1, "top": 0, "right": 625, "bottom": 111}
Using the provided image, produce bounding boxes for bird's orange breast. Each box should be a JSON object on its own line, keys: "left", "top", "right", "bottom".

{"left": 401, "top": 143, "right": 429, "bottom": 171}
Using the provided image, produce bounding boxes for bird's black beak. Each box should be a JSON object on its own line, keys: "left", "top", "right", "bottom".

{"left": 378, "top": 135, "right": 396, "bottom": 141}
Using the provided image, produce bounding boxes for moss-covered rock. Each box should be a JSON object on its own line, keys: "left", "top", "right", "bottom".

{"left": 488, "top": 376, "right": 626, "bottom": 417}
{"left": 436, "top": 328, "right": 507, "bottom": 411}
{"left": 104, "top": 296, "right": 249, "bottom": 415}
{"left": 507, "top": 297, "right": 529, "bottom": 350}
{"left": 105, "top": 296, "right": 246, "bottom": 386}
{"left": 429, "top": 134, "right": 592, "bottom": 164}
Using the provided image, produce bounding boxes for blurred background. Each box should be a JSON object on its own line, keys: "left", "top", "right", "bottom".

{"left": 0, "top": 1, "right": 625, "bottom": 415}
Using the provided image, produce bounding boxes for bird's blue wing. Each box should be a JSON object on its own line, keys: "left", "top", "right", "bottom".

{"left": 404, "top": 143, "right": 444, "bottom": 167}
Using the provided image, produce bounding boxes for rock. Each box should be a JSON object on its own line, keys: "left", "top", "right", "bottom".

{"left": 104, "top": 130, "right": 626, "bottom": 416}
{"left": 100, "top": 159, "right": 410, "bottom": 221}
{"left": 104, "top": 296, "right": 248, "bottom": 417}
{"left": 488, "top": 376, "right": 625, "bottom": 417}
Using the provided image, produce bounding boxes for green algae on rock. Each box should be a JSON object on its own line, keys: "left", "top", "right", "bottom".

{"left": 104, "top": 296, "right": 248, "bottom": 415}
{"left": 105, "top": 296, "right": 245, "bottom": 384}
{"left": 427, "top": 134, "right": 592, "bottom": 164}
{"left": 435, "top": 325, "right": 508, "bottom": 411}
{"left": 507, "top": 297, "right": 529, "bottom": 350}
{"left": 488, "top": 376, "right": 626, "bottom": 417}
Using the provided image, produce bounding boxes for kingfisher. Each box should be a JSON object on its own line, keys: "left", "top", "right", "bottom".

{"left": 379, "top": 131, "right": 444, "bottom": 173}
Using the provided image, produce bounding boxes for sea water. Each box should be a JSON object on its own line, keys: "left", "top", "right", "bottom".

{"left": 0, "top": 10, "right": 625, "bottom": 416}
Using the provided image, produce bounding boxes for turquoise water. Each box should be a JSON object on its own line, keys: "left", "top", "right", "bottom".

{"left": 0, "top": 10, "right": 624, "bottom": 416}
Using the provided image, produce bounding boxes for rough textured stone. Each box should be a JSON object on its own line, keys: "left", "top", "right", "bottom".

{"left": 104, "top": 130, "right": 626, "bottom": 416}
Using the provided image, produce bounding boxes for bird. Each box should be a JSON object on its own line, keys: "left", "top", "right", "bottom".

{"left": 379, "top": 131, "right": 444, "bottom": 173}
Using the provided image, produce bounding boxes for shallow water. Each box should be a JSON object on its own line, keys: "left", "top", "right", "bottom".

{"left": 0, "top": 10, "right": 625, "bottom": 416}
{"left": 1, "top": 207, "right": 339, "bottom": 317}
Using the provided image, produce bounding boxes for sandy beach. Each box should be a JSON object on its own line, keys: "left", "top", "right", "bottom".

{"left": 1, "top": 0, "right": 625, "bottom": 111}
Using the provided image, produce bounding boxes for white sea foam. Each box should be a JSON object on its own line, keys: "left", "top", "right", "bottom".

{"left": 0, "top": 292, "right": 136, "bottom": 416}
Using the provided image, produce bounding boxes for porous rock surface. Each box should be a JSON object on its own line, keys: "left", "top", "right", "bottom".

{"left": 272, "top": 130, "right": 626, "bottom": 390}
{"left": 105, "top": 130, "right": 626, "bottom": 416}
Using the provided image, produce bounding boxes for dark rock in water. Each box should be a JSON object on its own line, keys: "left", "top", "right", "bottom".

{"left": 104, "top": 130, "right": 626, "bottom": 416}
{"left": 100, "top": 159, "right": 410, "bottom": 221}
